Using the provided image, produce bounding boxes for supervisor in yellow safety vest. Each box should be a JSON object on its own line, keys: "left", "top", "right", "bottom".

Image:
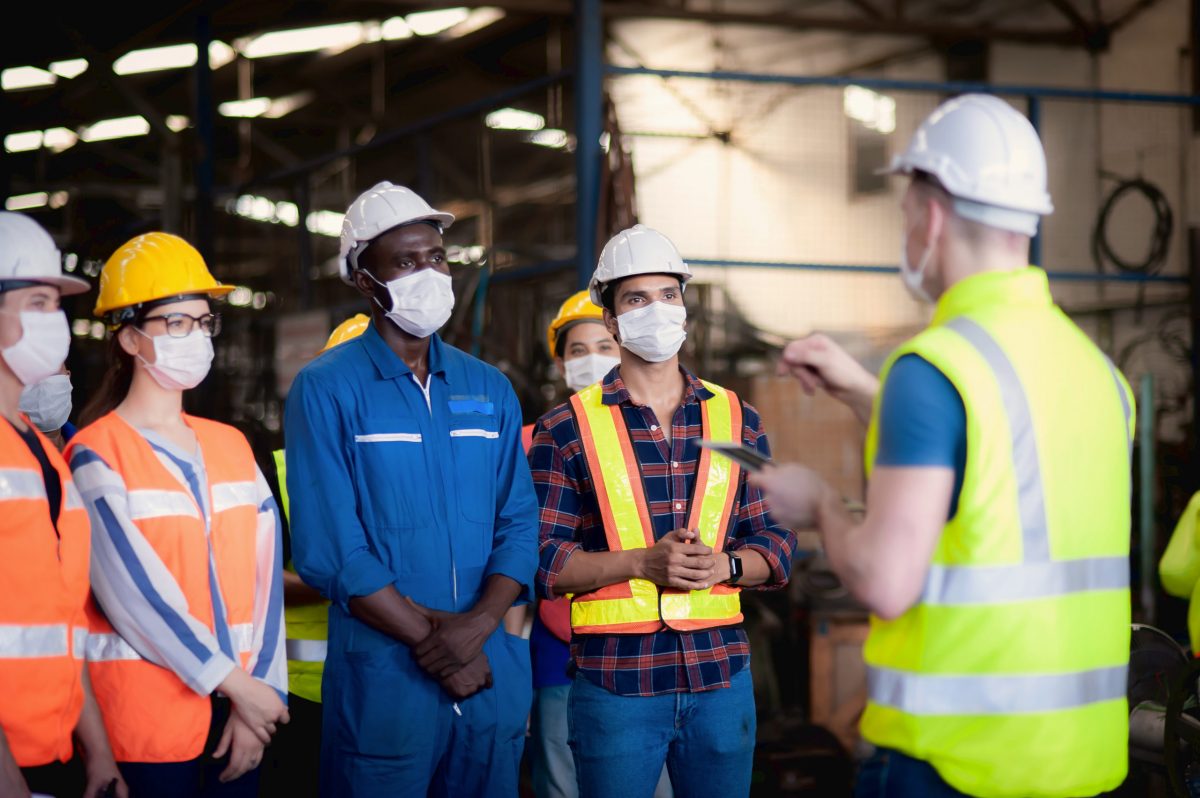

{"left": 755, "top": 95, "right": 1134, "bottom": 798}
{"left": 1160, "top": 493, "right": 1200, "bottom": 653}
{"left": 529, "top": 226, "right": 797, "bottom": 798}
{"left": 258, "top": 314, "right": 369, "bottom": 798}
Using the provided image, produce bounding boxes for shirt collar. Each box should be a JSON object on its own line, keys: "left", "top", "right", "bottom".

{"left": 931, "top": 267, "right": 1053, "bottom": 327}
{"left": 601, "top": 364, "right": 714, "bottom": 407}
{"left": 361, "top": 320, "right": 449, "bottom": 383}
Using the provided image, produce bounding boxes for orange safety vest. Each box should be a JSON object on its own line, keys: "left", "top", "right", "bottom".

{"left": 0, "top": 418, "right": 90, "bottom": 767}
{"left": 568, "top": 380, "right": 744, "bottom": 634}
{"left": 67, "top": 412, "right": 261, "bottom": 763}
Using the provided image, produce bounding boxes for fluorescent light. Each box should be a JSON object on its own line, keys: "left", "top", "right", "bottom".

{"left": 407, "top": 8, "right": 470, "bottom": 36}
{"left": 166, "top": 115, "right": 190, "bottom": 132}
{"left": 306, "top": 210, "right": 344, "bottom": 237}
{"left": 89, "top": 321, "right": 105, "bottom": 340}
{"left": 242, "top": 23, "right": 365, "bottom": 58}
{"left": 844, "top": 85, "right": 896, "bottom": 134}
{"left": 50, "top": 59, "right": 88, "bottom": 79}
{"left": 6, "top": 192, "right": 49, "bottom": 211}
{"left": 2, "top": 66, "right": 55, "bottom": 91}
{"left": 381, "top": 17, "right": 413, "bottom": 40}
{"left": 262, "top": 91, "right": 312, "bottom": 119}
{"left": 527, "top": 129, "right": 569, "bottom": 149}
{"left": 228, "top": 286, "right": 254, "bottom": 307}
{"left": 209, "top": 41, "right": 236, "bottom": 69}
{"left": 486, "top": 107, "right": 545, "bottom": 131}
{"left": 219, "top": 97, "right": 271, "bottom": 118}
{"left": 72, "top": 319, "right": 91, "bottom": 337}
{"left": 274, "top": 201, "right": 299, "bottom": 227}
{"left": 114, "top": 43, "right": 198, "bottom": 75}
{"left": 5, "top": 131, "right": 43, "bottom": 153}
{"left": 81, "top": 115, "right": 150, "bottom": 142}
{"left": 42, "top": 128, "right": 78, "bottom": 152}
{"left": 446, "top": 8, "right": 505, "bottom": 38}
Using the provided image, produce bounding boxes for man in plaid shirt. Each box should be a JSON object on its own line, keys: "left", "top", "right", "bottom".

{"left": 528, "top": 225, "right": 796, "bottom": 798}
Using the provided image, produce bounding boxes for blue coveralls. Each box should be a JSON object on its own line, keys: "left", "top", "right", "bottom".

{"left": 284, "top": 323, "right": 537, "bottom": 797}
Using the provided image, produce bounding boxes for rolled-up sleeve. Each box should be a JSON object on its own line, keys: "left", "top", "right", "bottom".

{"left": 484, "top": 384, "right": 539, "bottom": 603}
{"left": 285, "top": 370, "right": 394, "bottom": 612}
{"left": 728, "top": 408, "right": 797, "bottom": 590}
{"left": 529, "top": 418, "right": 584, "bottom": 600}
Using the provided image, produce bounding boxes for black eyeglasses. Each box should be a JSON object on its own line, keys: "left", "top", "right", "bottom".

{"left": 140, "top": 312, "right": 222, "bottom": 338}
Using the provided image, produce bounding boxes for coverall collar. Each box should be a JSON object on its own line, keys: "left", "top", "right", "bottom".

{"left": 932, "top": 266, "right": 1052, "bottom": 328}
{"left": 361, "top": 320, "right": 450, "bottom": 385}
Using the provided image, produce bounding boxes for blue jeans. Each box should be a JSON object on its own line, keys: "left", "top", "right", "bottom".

{"left": 568, "top": 667, "right": 755, "bottom": 798}
{"left": 533, "top": 684, "right": 673, "bottom": 798}
{"left": 855, "top": 748, "right": 970, "bottom": 798}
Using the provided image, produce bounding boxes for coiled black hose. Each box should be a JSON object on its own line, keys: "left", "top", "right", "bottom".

{"left": 1091, "top": 178, "right": 1173, "bottom": 276}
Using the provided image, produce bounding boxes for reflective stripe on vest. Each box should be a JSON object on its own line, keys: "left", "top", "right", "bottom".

{"left": 568, "top": 380, "right": 744, "bottom": 634}
{"left": 0, "top": 624, "right": 68, "bottom": 658}
{"left": 0, "top": 468, "right": 47, "bottom": 500}
{"left": 286, "top": 638, "right": 328, "bottom": 662}
{"left": 869, "top": 317, "right": 1132, "bottom": 711}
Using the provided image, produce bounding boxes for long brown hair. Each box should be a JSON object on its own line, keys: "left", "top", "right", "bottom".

{"left": 78, "top": 329, "right": 135, "bottom": 427}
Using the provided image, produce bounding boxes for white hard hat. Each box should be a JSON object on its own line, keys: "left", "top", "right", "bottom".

{"left": 0, "top": 212, "right": 88, "bottom": 295}
{"left": 885, "top": 94, "right": 1053, "bottom": 236}
{"left": 589, "top": 224, "right": 692, "bottom": 307}
{"left": 338, "top": 181, "right": 455, "bottom": 285}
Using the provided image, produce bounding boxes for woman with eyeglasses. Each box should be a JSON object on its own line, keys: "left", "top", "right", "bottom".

{"left": 67, "top": 233, "right": 288, "bottom": 797}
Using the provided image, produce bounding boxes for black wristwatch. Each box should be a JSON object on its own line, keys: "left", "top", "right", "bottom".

{"left": 725, "top": 551, "right": 743, "bottom": 585}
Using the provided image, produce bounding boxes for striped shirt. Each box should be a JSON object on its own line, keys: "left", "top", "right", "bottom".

{"left": 530, "top": 366, "right": 795, "bottom": 697}
{"left": 70, "top": 428, "right": 287, "bottom": 700}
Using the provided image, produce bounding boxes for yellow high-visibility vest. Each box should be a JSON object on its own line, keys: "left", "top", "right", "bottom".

{"left": 860, "top": 268, "right": 1135, "bottom": 798}
{"left": 1160, "top": 491, "right": 1200, "bottom": 653}
{"left": 273, "top": 449, "right": 328, "bottom": 704}
{"left": 568, "top": 379, "right": 744, "bottom": 634}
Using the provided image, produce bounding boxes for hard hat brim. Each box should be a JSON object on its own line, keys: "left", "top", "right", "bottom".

{"left": 37, "top": 274, "right": 91, "bottom": 296}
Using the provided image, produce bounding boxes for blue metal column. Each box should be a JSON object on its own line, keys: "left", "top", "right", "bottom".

{"left": 193, "top": 13, "right": 215, "bottom": 265}
{"left": 574, "top": 0, "right": 603, "bottom": 290}
{"left": 1027, "top": 95, "right": 1043, "bottom": 267}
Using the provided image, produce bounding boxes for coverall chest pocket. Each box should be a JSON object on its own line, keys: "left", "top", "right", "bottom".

{"left": 447, "top": 412, "right": 498, "bottom": 524}
{"left": 353, "top": 416, "right": 432, "bottom": 529}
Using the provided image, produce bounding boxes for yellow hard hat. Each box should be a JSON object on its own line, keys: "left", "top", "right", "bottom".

{"left": 547, "top": 290, "right": 605, "bottom": 358}
{"left": 95, "top": 232, "right": 233, "bottom": 323}
{"left": 320, "top": 313, "right": 370, "bottom": 354}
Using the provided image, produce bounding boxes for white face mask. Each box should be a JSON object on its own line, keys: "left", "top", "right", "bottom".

{"left": 563, "top": 353, "right": 621, "bottom": 392}
{"left": 1, "top": 310, "right": 71, "bottom": 386}
{"left": 135, "top": 329, "right": 214, "bottom": 391}
{"left": 617, "top": 302, "right": 687, "bottom": 363}
{"left": 367, "top": 269, "right": 454, "bottom": 339}
{"left": 899, "top": 232, "right": 935, "bottom": 304}
{"left": 19, "top": 373, "right": 72, "bottom": 433}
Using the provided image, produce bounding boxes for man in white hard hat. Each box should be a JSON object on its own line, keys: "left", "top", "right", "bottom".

{"left": 0, "top": 212, "right": 127, "bottom": 798}
{"left": 753, "top": 94, "right": 1134, "bottom": 797}
{"left": 284, "top": 182, "right": 538, "bottom": 796}
{"left": 528, "top": 225, "right": 796, "bottom": 798}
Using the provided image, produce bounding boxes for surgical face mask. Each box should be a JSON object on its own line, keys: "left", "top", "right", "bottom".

{"left": 617, "top": 302, "right": 687, "bottom": 363}
{"left": 563, "top": 353, "right": 621, "bottom": 392}
{"left": 135, "top": 328, "right": 214, "bottom": 391}
{"left": 20, "top": 374, "right": 72, "bottom": 433}
{"left": 1, "top": 310, "right": 71, "bottom": 386}
{"left": 367, "top": 269, "right": 454, "bottom": 339}
{"left": 899, "top": 230, "right": 935, "bottom": 304}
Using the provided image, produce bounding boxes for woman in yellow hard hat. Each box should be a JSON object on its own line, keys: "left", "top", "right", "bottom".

{"left": 67, "top": 232, "right": 288, "bottom": 797}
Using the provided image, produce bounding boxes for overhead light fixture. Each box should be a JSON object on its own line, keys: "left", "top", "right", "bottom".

{"left": 2, "top": 66, "right": 56, "bottom": 91}
{"left": 241, "top": 23, "right": 365, "bottom": 58}
{"left": 6, "top": 192, "right": 49, "bottom": 211}
{"left": 49, "top": 59, "right": 88, "bottom": 79}
{"left": 844, "top": 85, "right": 896, "bottom": 134}
{"left": 209, "top": 41, "right": 237, "bottom": 69}
{"left": 81, "top": 115, "right": 151, "bottom": 142}
{"left": 219, "top": 97, "right": 272, "bottom": 118}
{"left": 406, "top": 8, "right": 470, "bottom": 36}
{"left": 381, "top": 17, "right": 413, "bottom": 40}
{"left": 42, "top": 127, "right": 78, "bottom": 152}
{"left": 306, "top": 210, "right": 344, "bottom": 237}
{"left": 262, "top": 91, "right": 312, "bottom": 119}
{"left": 486, "top": 107, "right": 545, "bottom": 131}
{"left": 114, "top": 43, "right": 198, "bottom": 75}
{"left": 166, "top": 115, "right": 190, "bottom": 132}
{"left": 4, "top": 131, "right": 43, "bottom": 153}
{"left": 446, "top": 8, "right": 505, "bottom": 39}
{"left": 527, "top": 129, "right": 570, "bottom": 149}
{"left": 48, "top": 191, "right": 69, "bottom": 209}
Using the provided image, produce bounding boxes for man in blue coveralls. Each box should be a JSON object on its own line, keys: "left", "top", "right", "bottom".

{"left": 284, "top": 181, "right": 538, "bottom": 796}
